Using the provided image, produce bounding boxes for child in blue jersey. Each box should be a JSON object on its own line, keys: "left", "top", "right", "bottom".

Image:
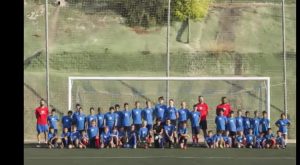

{"left": 190, "top": 105, "right": 201, "bottom": 146}
{"left": 163, "top": 119, "right": 175, "bottom": 148}
{"left": 48, "top": 109, "right": 59, "bottom": 134}
{"left": 62, "top": 110, "right": 73, "bottom": 132}
{"left": 205, "top": 130, "right": 215, "bottom": 148}
{"left": 235, "top": 110, "right": 244, "bottom": 134}
{"left": 138, "top": 121, "right": 149, "bottom": 149}
{"left": 227, "top": 111, "right": 237, "bottom": 144}
{"left": 178, "top": 102, "right": 189, "bottom": 129}
{"left": 251, "top": 111, "right": 261, "bottom": 136}
{"left": 118, "top": 127, "right": 126, "bottom": 148}
{"left": 47, "top": 127, "right": 58, "bottom": 149}
{"left": 127, "top": 124, "right": 137, "bottom": 149}
{"left": 96, "top": 107, "right": 105, "bottom": 136}
{"left": 243, "top": 111, "right": 251, "bottom": 135}
{"left": 79, "top": 130, "right": 89, "bottom": 149}
{"left": 114, "top": 104, "right": 122, "bottom": 130}
{"left": 255, "top": 132, "right": 265, "bottom": 149}
{"left": 60, "top": 127, "right": 70, "bottom": 149}
{"left": 87, "top": 120, "right": 100, "bottom": 149}
{"left": 68, "top": 125, "right": 80, "bottom": 149}
{"left": 264, "top": 128, "right": 275, "bottom": 149}
{"left": 104, "top": 106, "right": 116, "bottom": 132}
{"left": 178, "top": 122, "right": 189, "bottom": 149}
{"left": 166, "top": 99, "right": 178, "bottom": 144}
{"left": 245, "top": 129, "right": 255, "bottom": 148}
{"left": 74, "top": 107, "right": 86, "bottom": 133}
{"left": 142, "top": 101, "right": 154, "bottom": 146}
{"left": 214, "top": 130, "right": 225, "bottom": 148}
{"left": 260, "top": 111, "right": 270, "bottom": 134}
{"left": 215, "top": 109, "right": 227, "bottom": 133}
{"left": 111, "top": 127, "right": 119, "bottom": 148}
{"left": 275, "top": 131, "right": 285, "bottom": 149}
{"left": 222, "top": 130, "right": 232, "bottom": 148}
{"left": 235, "top": 131, "right": 245, "bottom": 148}
{"left": 154, "top": 96, "right": 167, "bottom": 125}
{"left": 121, "top": 103, "right": 132, "bottom": 136}
{"left": 275, "top": 113, "right": 290, "bottom": 147}
{"left": 72, "top": 103, "right": 81, "bottom": 125}
{"left": 85, "top": 107, "right": 97, "bottom": 129}
{"left": 100, "top": 126, "right": 113, "bottom": 148}
{"left": 132, "top": 101, "right": 143, "bottom": 133}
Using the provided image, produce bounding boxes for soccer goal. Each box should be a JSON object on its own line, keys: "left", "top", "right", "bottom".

{"left": 68, "top": 76, "right": 270, "bottom": 125}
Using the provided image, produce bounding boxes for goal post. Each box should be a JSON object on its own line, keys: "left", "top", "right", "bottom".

{"left": 68, "top": 76, "right": 270, "bottom": 120}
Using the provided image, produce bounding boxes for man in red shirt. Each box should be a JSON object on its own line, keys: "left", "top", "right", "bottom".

{"left": 216, "top": 97, "right": 232, "bottom": 117}
{"left": 35, "top": 99, "right": 49, "bottom": 147}
{"left": 196, "top": 96, "right": 209, "bottom": 137}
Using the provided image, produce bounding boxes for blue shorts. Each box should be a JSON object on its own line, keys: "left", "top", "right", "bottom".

{"left": 146, "top": 124, "right": 153, "bottom": 132}
{"left": 36, "top": 124, "right": 48, "bottom": 134}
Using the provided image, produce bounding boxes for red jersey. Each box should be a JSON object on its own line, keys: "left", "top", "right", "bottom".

{"left": 35, "top": 106, "right": 49, "bottom": 125}
{"left": 196, "top": 103, "right": 209, "bottom": 120}
{"left": 216, "top": 103, "right": 231, "bottom": 117}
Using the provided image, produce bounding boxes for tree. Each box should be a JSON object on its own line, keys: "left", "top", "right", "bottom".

{"left": 173, "top": 0, "right": 213, "bottom": 43}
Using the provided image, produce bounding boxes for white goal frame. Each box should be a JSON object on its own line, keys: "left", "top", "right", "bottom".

{"left": 68, "top": 76, "right": 270, "bottom": 120}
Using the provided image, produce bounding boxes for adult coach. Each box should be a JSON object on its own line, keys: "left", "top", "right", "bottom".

{"left": 196, "top": 96, "right": 209, "bottom": 137}
{"left": 35, "top": 98, "right": 49, "bottom": 147}
{"left": 216, "top": 96, "right": 232, "bottom": 117}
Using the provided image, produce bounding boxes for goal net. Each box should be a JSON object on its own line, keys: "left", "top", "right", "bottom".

{"left": 68, "top": 76, "right": 270, "bottom": 130}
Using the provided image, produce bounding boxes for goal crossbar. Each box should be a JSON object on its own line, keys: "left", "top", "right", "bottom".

{"left": 68, "top": 76, "right": 270, "bottom": 120}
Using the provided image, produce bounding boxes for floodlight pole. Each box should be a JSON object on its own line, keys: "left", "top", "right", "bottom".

{"left": 166, "top": 0, "right": 171, "bottom": 105}
{"left": 45, "top": 0, "right": 50, "bottom": 106}
{"left": 282, "top": 0, "right": 288, "bottom": 117}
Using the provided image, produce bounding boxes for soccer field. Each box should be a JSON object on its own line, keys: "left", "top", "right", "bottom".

{"left": 24, "top": 144, "right": 296, "bottom": 165}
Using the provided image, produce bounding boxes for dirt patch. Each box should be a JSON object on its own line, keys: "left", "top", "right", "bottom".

{"left": 131, "top": 26, "right": 161, "bottom": 35}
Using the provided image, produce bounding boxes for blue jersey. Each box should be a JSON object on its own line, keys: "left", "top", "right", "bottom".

{"left": 111, "top": 130, "right": 119, "bottom": 137}
{"left": 178, "top": 127, "right": 188, "bottom": 135}
{"left": 47, "top": 115, "right": 59, "bottom": 129}
{"left": 61, "top": 132, "right": 70, "bottom": 138}
{"left": 75, "top": 113, "right": 86, "bottom": 131}
{"left": 236, "top": 135, "right": 244, "bottom": 143}
{"left": 87, "top": 126, "right": 99, "bottom": 139}
{"left": 48, "top": 132, "right": 56, "bottom": 140}
{"left": 86, "top": 115, "right": 97, "bottom": 128}
{"left": 205, "top": 136, "right": 214, "bottom": 144}
{"left": 260, "top": 118, "right": 270, "bottom": 132}
{"left": 121, "top": 110, "right": 132, "bottom": 127}
{"left": 222, "top": 135, "right": 231, "bottom": 143}
{"left": 70, "top": 131, "right": 80, "bottom": 141}
{"left": 235, "top": 116, "right": 244, "bottom": 132}
{"left": 227, "top": 117, "right": 237, "bottom": 132}
{"left": 178, "top": 108, "right": 189, "bottom": 122}
{"left": 264, "top": 133, "right": 274, "bottom": 140}
{"left": 275, "top": 119, "right": 290, "bottom": 134}
{"left": 215, "top": 115, "right": 227, "bottom": 131}
{"left": 118, "top": 130, "right": 125, "bottom": 138}
{"left": 61, "top": 115, "right": 72, "bottom": 129}
{"left": 72, "top": 111, "right": 80, "bottom": 121}
{"left": 142, "top": 108, "right": 154, "bottom": 125}
{"left": 132, "top": 108, "right": 142, "bottom": 124}
{"left": 165, "top": 106, "right": 177, "bottom": 120}
{"left": 138, "top": 127, "right": 148, "bottom": 138}
{"left": 275, "top": 136, "right": 284, "bottom": 145}
{"left": 164, "top": 125, "right": 175, "bottom": 136}
{"left": 251, "top": 117, "right": 261, "bottom": 136}
{"left": 104, "top": 112, "right": 115, "bottom": 127}
{"left": 245, "top": 134, "right": 255, "bottom": 144}
{"left": 243, "top": 116, "right": 251, "bottom": 130}
{"left": 154, "top": 104, "right": 167, "bottom": 122}
{"left": 189, "top": 111, "right": 200, "bottom": 127}
{"left": 114, "top": 111, "right": 122, "bottom": 127}
{"left": 101, "top": 132, "right": 111, "bottom": 142}
{"left": 96, "top": 113, "right": 104, "bottom": 128}
{"left": 213, "top": 134, "right": 223, "bottom": 142}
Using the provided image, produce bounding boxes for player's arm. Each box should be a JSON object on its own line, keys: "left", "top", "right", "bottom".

{"left": 275, "top": 120, "right": 280, "bottom": 128}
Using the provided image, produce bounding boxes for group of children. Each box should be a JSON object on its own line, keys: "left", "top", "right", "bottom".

{"left": 45, "top": 98, "right": 290, "bottom": 150}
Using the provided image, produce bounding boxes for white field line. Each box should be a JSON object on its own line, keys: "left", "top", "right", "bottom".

{"left": 25, "top": 156, "right": 295, "bottom": 160}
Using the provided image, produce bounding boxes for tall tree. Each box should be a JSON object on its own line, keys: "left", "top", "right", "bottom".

{"left": 173, "top": 0, "right": 212, "bottom": 43}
